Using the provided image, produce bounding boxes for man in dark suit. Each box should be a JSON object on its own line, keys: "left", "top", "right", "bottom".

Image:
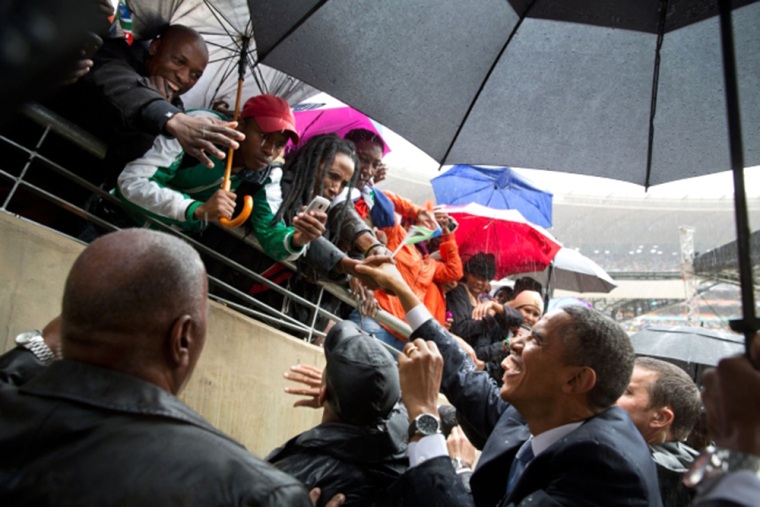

{"left": 356, "top": 261, "right": 662, "bottom": 506}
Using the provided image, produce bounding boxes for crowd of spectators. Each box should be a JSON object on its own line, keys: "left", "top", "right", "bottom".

{"left": 1, "top": 4, "right": 759, "bottom": 507}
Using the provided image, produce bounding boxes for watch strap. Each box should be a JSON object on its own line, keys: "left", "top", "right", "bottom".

{"left": 684, "top": 446, "right": 760, "bottom": 494}
{"left": 17, "top": 333, "right": 56, "bottom": 365}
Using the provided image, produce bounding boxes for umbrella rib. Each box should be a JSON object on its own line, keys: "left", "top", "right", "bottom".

{"left": 644, "top": 0, "right": 668, "bottom": 189}
{"left": 697, "top": 291, "right": 728, "bottom": 326}
{"left": 202, "top": 0, "right": 241, "bottom": 39}
{"left": 299, "top": 111, "right": 326, "bottom": 143}
{"left": 445, "top": 187, "right": 490, "bottom": 204}
{"left": 256, "top": 0, "right": 330, "bottom": 61}
{"left": 438, "top": 1, "right": 535, "bottom": 166}
{"left": 213, "top": 60, "right": 238, "bottom": 98}
{"left": 247, "top": 50, "right": 268, "bottom": 94}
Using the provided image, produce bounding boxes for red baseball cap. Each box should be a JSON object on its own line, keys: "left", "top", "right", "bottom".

{"left": 240, "top": 94, "right": 299, "bottom": 143}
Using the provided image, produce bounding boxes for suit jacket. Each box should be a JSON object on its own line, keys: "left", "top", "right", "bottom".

{"left": 403, "top": 318, "right": 663, "bottom": 507}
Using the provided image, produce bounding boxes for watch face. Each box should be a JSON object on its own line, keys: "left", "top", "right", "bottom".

{"left": 417, "top": 414, "right": 440, "bottom": 435}
{"left": 15, "top": 331, "right": 41, "bottom": 345}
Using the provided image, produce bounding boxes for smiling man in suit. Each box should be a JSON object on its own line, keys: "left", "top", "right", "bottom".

{"left": 356, "top": 261, "right": 662, "bottom": 507}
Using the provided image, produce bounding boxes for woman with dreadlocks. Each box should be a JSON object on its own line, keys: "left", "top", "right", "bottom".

{"left": 256, "top": 134, "right": 383, "bottom": 259}
{"left": 246, "top": 134, "right": 391, "bottom": 341}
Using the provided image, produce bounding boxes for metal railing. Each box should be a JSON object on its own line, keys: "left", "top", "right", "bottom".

{"left": 0, "top": 102, "right": 411, "bottom": 350}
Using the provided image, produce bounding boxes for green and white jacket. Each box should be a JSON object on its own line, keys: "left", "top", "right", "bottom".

{"left": 116, "top": 110, "right": 305, "bottom": 261}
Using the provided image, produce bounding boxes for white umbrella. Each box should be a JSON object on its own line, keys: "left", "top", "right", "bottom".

{"left": 521, "top": 247, "right": 617, "bottom": 294}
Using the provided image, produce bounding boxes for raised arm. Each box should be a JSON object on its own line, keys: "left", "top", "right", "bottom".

{"left": 355, "top": 261, "right": 508, "bottom": 439}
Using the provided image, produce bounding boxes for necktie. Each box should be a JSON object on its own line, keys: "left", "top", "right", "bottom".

{"left": 506, "top": 438, "right": 535, "bottom": 496}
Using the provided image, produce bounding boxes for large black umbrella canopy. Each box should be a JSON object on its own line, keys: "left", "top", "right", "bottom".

{"left": 251, "top": 0, "right": 759, "bottom": 185}
{"left": 630, "top": 325, "right": 745, "bottom": 383}
{"left": 251, "top": 0, "right": 760, "bottom": 353}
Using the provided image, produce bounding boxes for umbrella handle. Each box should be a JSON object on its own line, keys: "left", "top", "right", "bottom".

{"left": 219, "top": 161, "right": 252, "bottom": 228}
{"left": 218, "top": 76, "right": 251, "bottom": 229}
{"left": 219, "top": 195, "right": 253, "bottom": 228}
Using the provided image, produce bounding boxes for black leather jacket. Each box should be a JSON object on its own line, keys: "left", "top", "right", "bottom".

{"left": 0, "top": 358, "right": 311, "bottom": 507}
{"left": 0, "top": 348, "right": 46, "bottom": 386}
{"left": 267, "top": 405, "right": 409, "bottom": 507}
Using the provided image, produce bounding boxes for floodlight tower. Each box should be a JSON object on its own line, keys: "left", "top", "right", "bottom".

{"left": 679, "top": 226, "right": 699, "bottom": 325}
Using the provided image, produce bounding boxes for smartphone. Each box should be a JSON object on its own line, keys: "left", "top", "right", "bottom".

{"left": 81, "top": 32, "right": 103, "bottom": 59}
{"left": 305, "top": 196, "right": 330, "bottom": 214}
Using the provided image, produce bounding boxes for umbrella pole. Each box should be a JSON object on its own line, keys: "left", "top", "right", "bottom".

{"left": 543, "top": 261, "right": 554, "bottom": 313}
{"left": 718, "top": 0, "right": 759, "bottom": 362}
{"left": 219, "top": 37, "right": 253, "bottom": 229}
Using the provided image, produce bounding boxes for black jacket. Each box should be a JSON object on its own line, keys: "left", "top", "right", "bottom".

{"left": 47, "top": 38, "right": 184, "bottom": 184}
{"left": 0, "top": 348, "right": 46, "bottom": 386}
{"left": 0, "top": 359, "right": 311, "bottom": 507}
{"left": 267, "top": 405, "right": 409, "bottom": 507}
{"left": 446, "top": 284, "right": 523, "bottom": 384}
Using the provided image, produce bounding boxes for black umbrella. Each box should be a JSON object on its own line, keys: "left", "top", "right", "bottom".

{"left": 250, "top": 0, "right": 760, "bottom": 353}
{"left": 630, "top": 325, "right": 744, "bottom": 383}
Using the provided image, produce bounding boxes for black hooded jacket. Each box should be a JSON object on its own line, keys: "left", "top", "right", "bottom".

{"left": 267, "top": 405, "right": 409, "bottom": 507}
{"left": 650, "top": 441, "right": 699, "bottom": 507}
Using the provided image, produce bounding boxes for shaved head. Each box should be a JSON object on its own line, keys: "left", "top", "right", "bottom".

{"left": 146, "top": 24, "right": 209, "bottom": 98}
{"left": 61, "top": 230, "right": 207, "bottom": 391}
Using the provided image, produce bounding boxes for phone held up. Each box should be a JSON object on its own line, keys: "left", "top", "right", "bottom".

{"left": 305, "top": 196, "right": 330, "bottom": 214}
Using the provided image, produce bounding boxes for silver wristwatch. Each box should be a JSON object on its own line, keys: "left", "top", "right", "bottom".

{"left": 408, "top": 413, "right": 442, "bottom": 439}
{"left": 684, "top": 446, "right": 760, "bottom": 493}
{"left": 15, "top": 330, "right": 56, "bottom": 365}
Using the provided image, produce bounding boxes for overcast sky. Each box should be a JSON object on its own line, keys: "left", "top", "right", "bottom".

{"left": 303, "top": 92, "right": 760, "bottom": 201}
{"left": 380, "top": 125, "right": 760, "bottom": 201}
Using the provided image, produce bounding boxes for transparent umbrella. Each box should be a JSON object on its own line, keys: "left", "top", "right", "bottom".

{"left": 521, "top": 247, "right": 618, "bottom": 294}
{"left": 630, "top": 325, "right": 744, "bottom": 383}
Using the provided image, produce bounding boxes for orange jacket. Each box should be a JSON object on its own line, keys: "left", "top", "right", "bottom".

{"left": 372, "top": 191, "right": 463, "bottom": 339}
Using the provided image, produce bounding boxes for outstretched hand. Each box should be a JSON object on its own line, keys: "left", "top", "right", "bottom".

{"left": 416, "top": 209, "right": 438, "bottom": 230}
{"left": 283, "top": 364, "right": 323, "bottom": 409}
{"left": 471, "top": 301, "right": 498, "bottom": 320}
{"left": 451, "top": 334, "right": 485, "bottom": 371}
{"left": 354, "top": 258, "right": 405, "bottom": 293}
{"left": 339, "top": 255, "right": 395, "bottom": 292}
{"left": 165, "top": 113, "right": 245, "bottom": 168}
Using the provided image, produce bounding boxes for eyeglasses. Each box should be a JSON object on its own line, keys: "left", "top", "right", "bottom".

{"left": 250, "top": 124, "right": 288, "bottom": 150}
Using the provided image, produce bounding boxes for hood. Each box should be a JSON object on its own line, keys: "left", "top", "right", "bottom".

{"left": 649, "top": 441, "right": 699, "bottom": 473}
